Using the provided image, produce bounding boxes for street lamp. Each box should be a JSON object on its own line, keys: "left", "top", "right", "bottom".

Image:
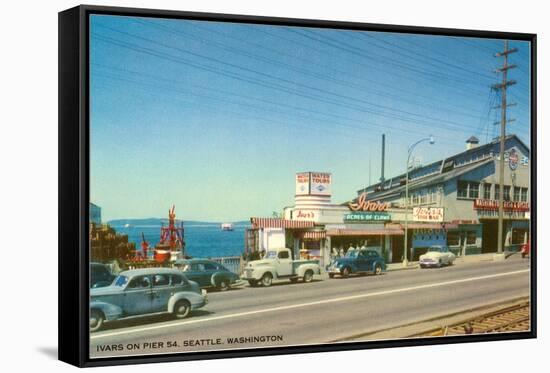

{"left": 403, "top": 135, "right": 435, "bottom": 267}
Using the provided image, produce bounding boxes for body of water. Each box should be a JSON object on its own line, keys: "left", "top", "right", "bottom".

{"left": 114, "top": 224, "right": 248, "bottom": 258}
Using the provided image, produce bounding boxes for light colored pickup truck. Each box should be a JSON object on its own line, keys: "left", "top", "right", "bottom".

{"left": 241, "top": 248, "right": 321, "bottom": 287}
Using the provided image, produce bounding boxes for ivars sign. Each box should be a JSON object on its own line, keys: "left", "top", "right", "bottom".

{"left": 348, "top": 193, "right": 389, "bottom": 212}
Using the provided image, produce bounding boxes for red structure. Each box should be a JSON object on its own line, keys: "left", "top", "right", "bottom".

{"left": 154, "top": 205, "right": 185, "bottom": 263}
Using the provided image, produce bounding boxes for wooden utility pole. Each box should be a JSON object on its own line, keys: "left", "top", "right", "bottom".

{"left": 492, "top": 40, "right": 517, "bottom": 253}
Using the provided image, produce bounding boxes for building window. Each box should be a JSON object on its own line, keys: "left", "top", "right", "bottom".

{"left": 469, "top": 182, "right": 479, "bottom": 198}
{"left": 457, "top": 181, "right": 469, "bottom": 198}
{"left": 494, "top": 185, "right": 500, "bottom": 200}
{"left": 513, "top": 187, "right": 521, "bottom": 201}
{"left": 420, "top": 191, "right": 427, "bottom": 204}
{"left": 511, "top": 229, "right": 528, "bottom": 245}
{"left": 457, "top": 181, "right": 479, "bottom": 199}
{"left": 483, "top": 183, "right": 491, "bottom": 199}
{"left": 466, "top": 231, "right": 477, "bottom": 245}
{"left": 447, "top": 231, "right": 460, "bottom": 246}
{"left": 521, "top": 187, "right": 528, "bottom": 202}
{"left": 503, "top": 186, "right": 511, "bottom": 201}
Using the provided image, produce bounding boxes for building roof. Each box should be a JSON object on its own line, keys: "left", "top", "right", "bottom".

{"left": 466, "top": 136, "right": 480, "bottom": 143}
{"left": 354, "top": 158, "right": 493, "bottom": 202}
{"left": 354, "top": 134, "right": 529, "bottom": 202}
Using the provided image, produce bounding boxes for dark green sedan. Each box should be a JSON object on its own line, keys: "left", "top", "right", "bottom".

{"left": 174, "top": 259, "right": 240, "bottom": 291}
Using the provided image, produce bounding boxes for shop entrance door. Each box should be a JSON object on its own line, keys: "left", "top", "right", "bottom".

{"left": 391, "top": 236, "right": 404, "bottom": 263}
{"left": 481, "top": 220, "right": 498, "bottom": 253}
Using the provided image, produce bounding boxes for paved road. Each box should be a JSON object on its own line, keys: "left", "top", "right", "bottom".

{"left": 90, "top": 256, "right": 530, "bottom": 358}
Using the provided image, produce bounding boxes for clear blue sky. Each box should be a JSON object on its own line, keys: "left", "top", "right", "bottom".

{"left": 89, "top": 15, "right": 531, "bottom": 222}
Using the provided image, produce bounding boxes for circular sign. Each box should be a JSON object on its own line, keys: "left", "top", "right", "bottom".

{"left": 509, "top": 149, "right": 519, "bottom": 170}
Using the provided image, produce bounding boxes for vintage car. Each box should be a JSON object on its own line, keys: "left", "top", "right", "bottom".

{"left": 419, "top": 245, "right": 456, "bottom": 268}
{"left": 327, "top": 249, "right": 386, "bottom": 278}
{"left": 90, "top": 268, "right": 207, "bottom": 332}
{"left": 174, "top": 258, "right": 240, "bottom": 291}
{"left": 241, "top": 248, "right": 321, "bottom": 287}
{"left": 90, "top": 262, "right": 115, "bottom": 288}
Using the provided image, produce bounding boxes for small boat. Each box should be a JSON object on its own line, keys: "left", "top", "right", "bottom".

{"left": 221, "top": 223, "right": 234, "bottom": 231}
{"left": 124, "top": 223, "right": 131, "bottom": 228}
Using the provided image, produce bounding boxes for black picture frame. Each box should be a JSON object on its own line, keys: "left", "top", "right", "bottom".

{"left": 59, "top": 4, "right": 537, "bottom": 367}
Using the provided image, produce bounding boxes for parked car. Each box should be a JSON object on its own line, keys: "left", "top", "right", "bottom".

{"left": 90, "top": 262, "right": 115, "bottom": 288}
{"left": 90, "top": 268, "right": 207, "bottom": 332}
{"left": 521, "top": 240, "right": 530, "bottom": 258}
{"left": 327, "top": 249, "right": 386, "bottom": 278}
{"left": 241, "top": 248, "right": 321, "bottom": 287}
{"left": 419, "top": 245, "right": 456, "bottom": 268}
{"left": 174, "top": 259, "right": 240, "bottom": 291}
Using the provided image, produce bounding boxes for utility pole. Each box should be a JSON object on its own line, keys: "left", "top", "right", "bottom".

{"left": 491, "top": 40, "right": 517, "bottom": 254}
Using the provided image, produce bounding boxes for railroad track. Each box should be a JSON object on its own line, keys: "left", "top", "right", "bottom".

{"left": 412, "top": 301, "right": 530, "bottom": 337}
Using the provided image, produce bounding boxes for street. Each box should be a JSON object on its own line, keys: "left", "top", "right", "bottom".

{"left": 90, "top": 256, "right": 530, "bottom": 358}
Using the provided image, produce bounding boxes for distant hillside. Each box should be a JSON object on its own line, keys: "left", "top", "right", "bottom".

{"left": 107, "top": 218, "right": 250, "bottom": 227}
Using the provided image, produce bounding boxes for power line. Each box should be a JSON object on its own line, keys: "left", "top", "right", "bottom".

{"left": 91, "top": 29, "right": 492, "bottom": 134}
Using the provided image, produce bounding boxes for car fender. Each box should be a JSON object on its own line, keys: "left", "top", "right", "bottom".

{"left": 168, "top": 291, "right": 205, "bottom": 312}
{"left": 296, "top": 263, "right": 321, "bottom": 277}
{"left": 371, "top": 260, "right": 384, "bottom": 272}
{"left": 253, "top": 266, "right": 277, "bottom": 280}
{"left": 210, "top": 272, "right": 228, "bottom": 287}
{"left": 90, "top": 300, "right": 123, "bottom": 321}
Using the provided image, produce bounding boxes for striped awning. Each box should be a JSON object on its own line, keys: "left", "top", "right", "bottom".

{"left": 250, "top": 217, "right": 315, "bottom": 229}
{"left": 405, "top": 223, "right": 451, "bottom": 229}
{"left": 326, "top": 228, "right": 404, "bottom": 236}
{"left": 295, "top": 231, "right": 327, "bottom": 240}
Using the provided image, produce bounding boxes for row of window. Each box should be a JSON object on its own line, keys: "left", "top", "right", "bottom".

{"left": 447, "top": 231, "right": 477, "bottom": 246}
{"left": 404, "top": 186, "right": 441, "bottom": 206}
{"left": 457, "top": 181, "right": 528, "bottom": 202}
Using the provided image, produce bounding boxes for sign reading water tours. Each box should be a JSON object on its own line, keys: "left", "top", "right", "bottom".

{"left": 413, "top": 207, "right": 444, "bottom": 222}
{"left": 296, "top": 172, "right": 332, "bottom": 196}
{"left": 295, "top": 172, "right": 311, "bottom": 196}
{"left": 310, "top": 172, "right": 332, "bottom": 196}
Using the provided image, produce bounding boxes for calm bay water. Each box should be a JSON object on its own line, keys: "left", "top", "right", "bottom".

{"left": 115, "top": 224, "right": 248, "bottom": 258}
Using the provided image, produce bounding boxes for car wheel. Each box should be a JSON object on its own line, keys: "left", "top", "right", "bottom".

{"left": 303, "top": 270, "right": 314, "bottom": 283}
{"left": 90, "top": 309, "right": 104, "bottom": 332}
{"left": 374, "top": 264, "right": 382, "bottom": 275}
{"left": 438, "top": 259, "right": 442, "bottom": 268}
{"left": 328, "top": 273, "right": 335, "bottom": 279}
{"left": 218, "top": 279, "right": 230, "bottom": 291}
{"left": 341, "top": 267, "right": 351, "bottom": 278}
{"left": 248, "top": 280, "right": 258, "bottom": 287}
{"left": 261, "top": 272, "right": 273, "bottom": 287}
{"left": 173, "top": 299, "right": 191, "bottom": 319}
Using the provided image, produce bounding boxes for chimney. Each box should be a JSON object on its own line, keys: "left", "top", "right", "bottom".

{"left": 466, "top": 136, "right": 479, "bottom": 150}
{"left": 380, "top": 134, "right": 386, "bottom": 184}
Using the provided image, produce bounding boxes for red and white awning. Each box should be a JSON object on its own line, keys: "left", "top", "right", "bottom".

{"left": 326, "top": 228, "right": 404, "bottom": 237}
{"left": 295, "top": 231, "right": 327, "bottom": 240}
{"left": 250, "top": 217, "right": 315, "bottom": 229}
{"left": 403, "top": 223, "right": 459, "bottom": 230}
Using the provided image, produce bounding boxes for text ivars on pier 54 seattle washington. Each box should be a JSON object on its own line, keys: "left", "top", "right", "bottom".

{"left": 88, "top": 14, "right": 532, "bottom": 358}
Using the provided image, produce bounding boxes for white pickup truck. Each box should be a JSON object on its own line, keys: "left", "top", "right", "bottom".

{"left": 241, "top": 248, "right": 321, "bottom": 287}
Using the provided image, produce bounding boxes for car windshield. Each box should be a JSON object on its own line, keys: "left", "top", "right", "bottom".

{"left": 345, "top": 250, "right": 359, "bottom": 258}
{"left": 266, "top": 251, "right": 278, "bottom": 259}
{"left": 113, "top": 275, "right": 129, "bottom": 287}
{"left": 430, "top": 246, "right": 445, "bottom": 252}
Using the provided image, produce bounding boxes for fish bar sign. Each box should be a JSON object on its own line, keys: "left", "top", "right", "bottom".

{"left": 413, "top": 207, "right": 444, "bottom": 222}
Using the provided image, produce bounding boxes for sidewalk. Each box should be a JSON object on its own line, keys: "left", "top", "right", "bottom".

{"left": 385, "top": 251, "right": 521, "bottom": 272}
